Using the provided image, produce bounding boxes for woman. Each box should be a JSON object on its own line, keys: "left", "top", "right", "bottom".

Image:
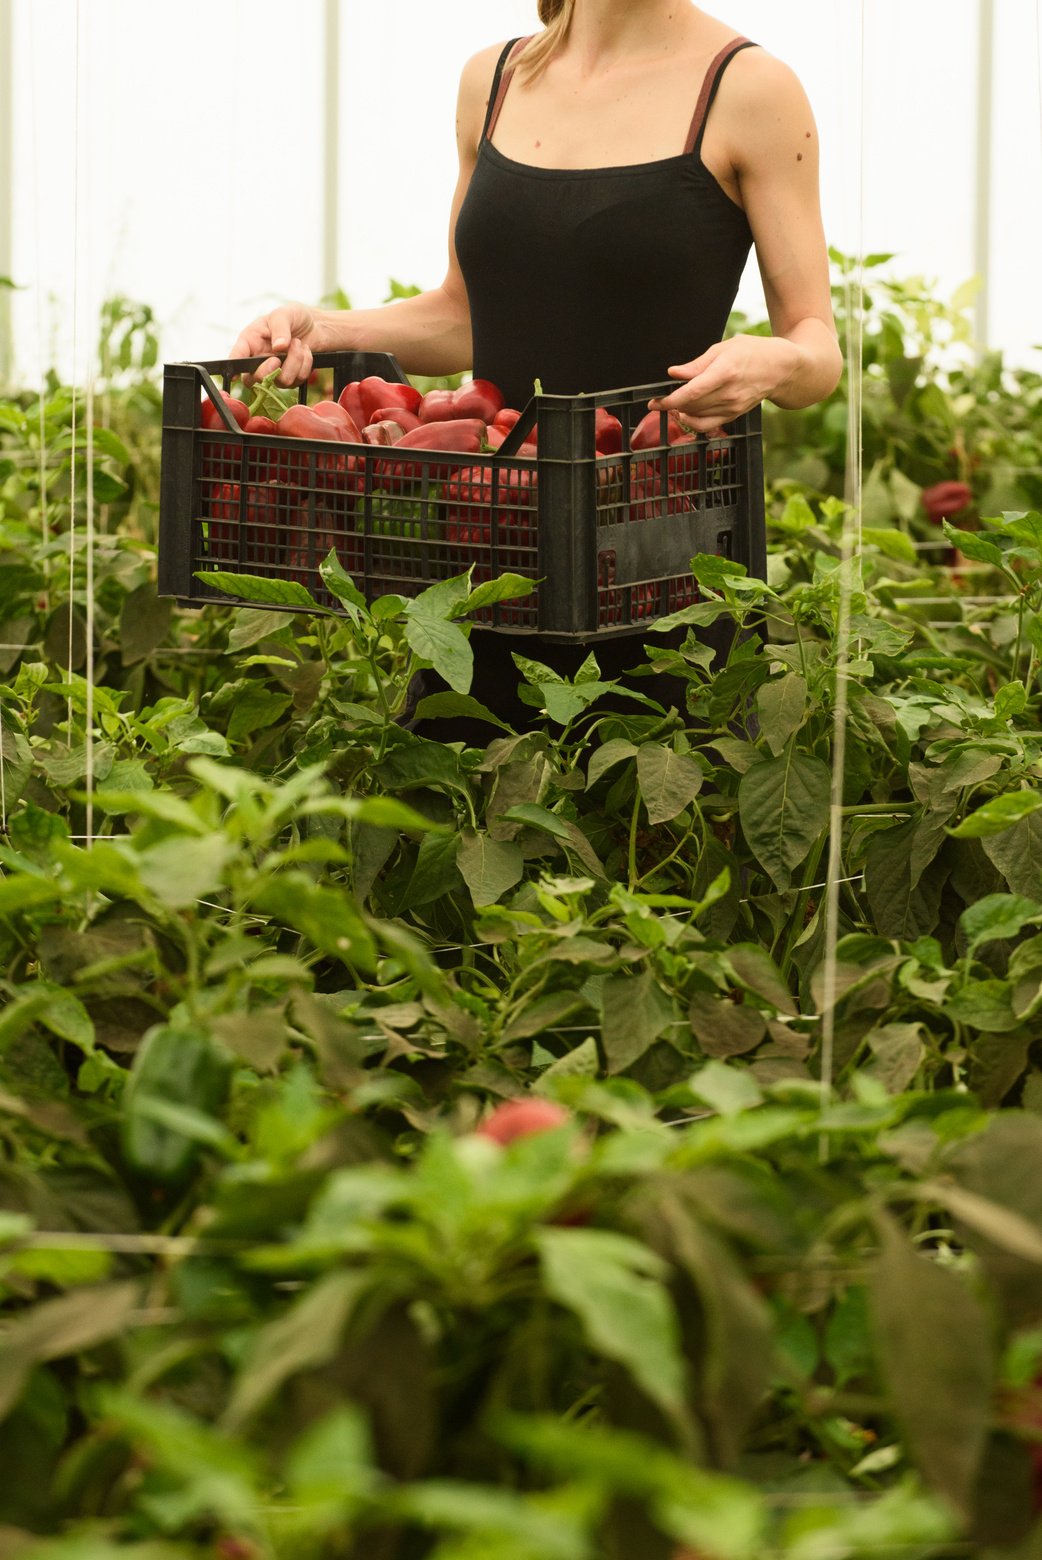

{"left": 232, "top": 0, "right": 842, "bottom": 719}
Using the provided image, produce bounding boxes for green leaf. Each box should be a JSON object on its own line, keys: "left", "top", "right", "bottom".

{"left": 688, "top": 1062, "right": 763, "bottom": 1117}
{"left": 136, "top": 834, "right": 235, "bottom": 909}
{"left": 995, "top": 681, "right": 1028, "bottom": 722}
{"left": 636, "top": 744, "right": 703, "bottom": 825}
{"left": 226, "top": 685, "right": 292, "bottom": 745}
{"left": 737, "top": 745, "right": 831, "bottom": 891}
{"left": 413, "top": 690, "right": 513, "bottom": 731}
{"left": 404, "top": 612, "right": 473, "bottom": 694}
{"left": 600, "top": 970, "right": 675, "bottom": 1073}
{"left": 457, "top": 830, "right": 525, "bottom": 907}
{"left": 503, "top": 803, "right": 606, "bottom": 881}
{"left": 588, "top": 738, "right": 638, "bottom": 789}
{"left": 689, "top": 991, "right": 766, "bottom": 1058}
{"left": 983, "top": 808, "right": 1042, "bottom": 895}
{"left": 194, "top": 569, "right": 323, "bottom": 610}
{"left": 952, "top": 791, "right": 1042, "bottom": 839}
{"left": 222, "top": 1271, "right": 371, "bottom": 1432}
{"left": 941, "top": 524, "right": 1004, "bottom": 568}
{"left": 755, "top": 673, "right": 808, "bottom": 757}
{"left": 252, "top": 873, "right": 377, "bottom": 972}
{"left": 946, "top": 978, "right": 1021, "bottom": 1033}
{"left": 411, "top": 571, "right": 473, "bottom": 619}
{"left": 318, "top": 549, "right": 367, "bottom": 612}
{"left": 865, "top": 1021, "right": 925, "bottom": 1093}
{"left": 864, "top": 815, "right": 949, "bottom": 941}
{"left": 403, "top": 830, "right": 465, "bottom": 906}
{"left": 535, "top": 1228, "right": 688, "bottom": 1423}
{"left": 870, "top": 1218, "right": 993, "bottom": 1518}
{"left": 465, "top": 573, "right": 538, "bottom": 614}
{"left": 537, "top": 1037, "right": 600, "bottom": 1083}
{"left": 285, "top": 1403, "right": 377, "bottom": 1504}
{"left": 958, "top": 893, "right": 1042, "bottom": 955}
{"left": 0, "top": 1283, "right": 139, "bottom": 1423}
{"left": 724, "top": 945, "right": 797, "bottom": 1016}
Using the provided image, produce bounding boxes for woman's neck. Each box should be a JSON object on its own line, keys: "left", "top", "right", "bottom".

{"left": 565, "top": 0, "right": 701, "bottom": 72}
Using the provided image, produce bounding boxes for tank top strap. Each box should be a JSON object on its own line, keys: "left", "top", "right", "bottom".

{"left": 483, "top": 36, "right": 534, "bottom": 142}
{"left": 684, "top": 37, "right": 758, "bottom": 157}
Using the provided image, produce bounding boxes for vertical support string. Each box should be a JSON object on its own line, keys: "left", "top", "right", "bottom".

{"left": 75, "top": 0, "right": 95, "bottom": 849}
{"left": 67, "top": 0, "right": 80, "bottom": 738}
{"left": 818, "top": 0, "right": 867, "bottom": 1146}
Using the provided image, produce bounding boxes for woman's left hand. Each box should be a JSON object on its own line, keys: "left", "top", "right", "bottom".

{"left": 647, "top": 333, "right": 800, "bottom": 432}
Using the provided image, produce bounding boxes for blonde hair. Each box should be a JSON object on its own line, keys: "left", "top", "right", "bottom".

{"left": 518, "top": 0, "right": 575, "bottom": 80}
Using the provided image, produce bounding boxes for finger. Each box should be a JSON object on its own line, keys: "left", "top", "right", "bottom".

{"left": 242, "top": 355, "right": 281, "bottom": 389}
{"left": 266, "top": 309, "right": 296, "bottom": 354}
{"left": 668, "top": 344, "right": 720, "bottom": 379}
{"left": 278, "top": 340, "right": 309, "bottom": 387}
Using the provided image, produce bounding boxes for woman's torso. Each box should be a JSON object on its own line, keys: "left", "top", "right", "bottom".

{"left": 454, "top": 28, "right": 759, "bottom": 408}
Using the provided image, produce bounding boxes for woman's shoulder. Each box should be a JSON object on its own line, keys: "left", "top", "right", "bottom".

{"left": 459, "top": 39, "right": 518, "bottom": 97}
{"left": 709, "top": 40, "right": 817, "bottom": 146}
{"left": 717, "top": 42, "right": 812, "bottom": 114}
{"left": 457, "top": 40, "right": 519, "bottom": 133}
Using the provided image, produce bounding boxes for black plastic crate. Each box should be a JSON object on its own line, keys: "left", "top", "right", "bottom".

{"left": 158, "top": 350, "right": 765, "bottom": 642}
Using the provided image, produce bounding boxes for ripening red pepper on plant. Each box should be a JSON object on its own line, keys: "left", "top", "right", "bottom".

{"left": 477, "top": 1097, "right": 570, "bottom": 1145}
{"left": 922, "top": 480, "right": 973, "bottom": 524}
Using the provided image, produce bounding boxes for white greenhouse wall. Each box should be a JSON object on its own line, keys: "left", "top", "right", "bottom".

{"left": 6, "top": 0, "right": 1042, "bottom": 384}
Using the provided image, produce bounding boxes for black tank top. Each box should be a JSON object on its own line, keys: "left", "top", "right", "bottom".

{"left": 455, "top": 35, "right": 758, "bottom": 408}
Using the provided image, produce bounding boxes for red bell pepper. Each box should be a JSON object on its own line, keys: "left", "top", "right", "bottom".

{"left": 205, "top": 480, "right": 285, "bottom": 566}
{"left": 443, "top": 465, "right": 536, "bottom": 548}
{"left": 493, "top": 408, "right": 522, "bottom": 433}
{"left": 377, "top": 418, "right": 486, "bottom": 484}
{"left": 595, "top": 409, "right": 623, "bottom": 454}
{"left": 630, "top": 409, "right": 696, "bottom": 452}
{"left": 451, "top": 378, "right": 505, "bottom": 423}
{"left": 278, "top": 402, "right": 358, "bottom": 496}
{"left": 200, "top": 390, "right": 249, "bottom": 483}
{"left": 486, "top": 426, "right": 537, "bottom": 456}
{"left": 361, "top": 419, "right": 406, "bottom": 446}
{"left": 369, "top": 405, "right": 420, "bottom": 433}
{"left": 200, "top": 390, "right": 249, "bottom": 433}
{"left": 337, "top": 382, "right": 367, "bottom": 429}
{"left": 243, "top": 414, "right": 278, "bottom": 435}
{"left": 308, "top": 400, "right": 363, "bottom": 442}
{"left": 416, "top": 389, "right": 457, "bottom": 424}
{"left": 359, "top": 376, "right": 421, "bottom": 423}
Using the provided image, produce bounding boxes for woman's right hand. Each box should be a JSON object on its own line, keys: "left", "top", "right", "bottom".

{"left": 229, "top": 303, "right": 328, "bottom": 385}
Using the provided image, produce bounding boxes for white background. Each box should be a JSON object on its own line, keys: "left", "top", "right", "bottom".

{"left": 7, "top": 0, "right": 1042, "bottom": 382}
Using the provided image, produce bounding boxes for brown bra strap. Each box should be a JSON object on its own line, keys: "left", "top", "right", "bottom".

{"left": 684, "top": 36, "right": 756, "bottom": 155}
{"left": 485, "top": 36, "right": 534, "bottom": 142}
